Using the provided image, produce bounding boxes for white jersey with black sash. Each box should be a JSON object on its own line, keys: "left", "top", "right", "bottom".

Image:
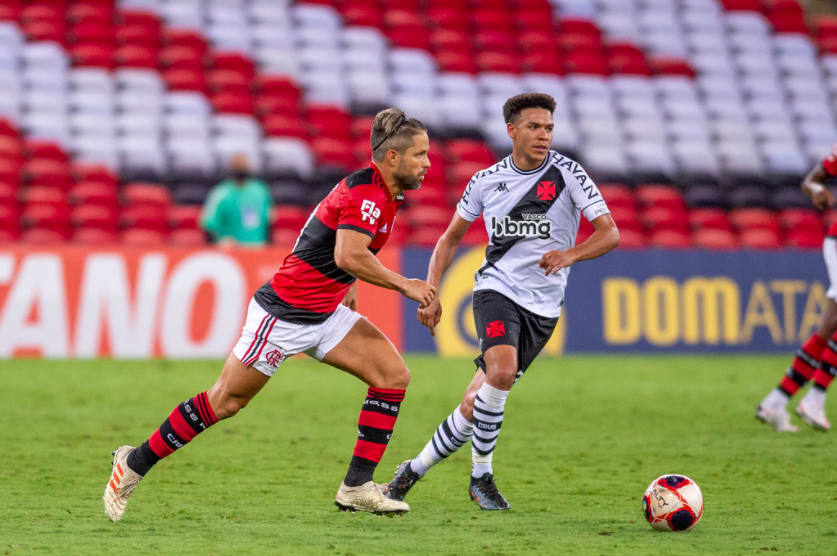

{"left": 456, "top": 150, "right": 610, "bottom": 318}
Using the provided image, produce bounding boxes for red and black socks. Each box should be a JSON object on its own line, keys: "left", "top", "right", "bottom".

{"left": 344, "top": 387, "right": 405, "bottom": 487}
{"left": 126, "top": 391, "right": 218, "bottom": 476}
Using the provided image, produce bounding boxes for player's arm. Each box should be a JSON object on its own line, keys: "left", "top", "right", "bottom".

{"left": 417, "top": 214, "right": 472, "bottom": 335}
{"left": 334, "top": 228, "right": 437, "bottom": 306}
{"left": 539, "top": 214, "right": 619, "bottom": 276}
{"left": 801, "top": 164, "right": 836, "bottom": 211}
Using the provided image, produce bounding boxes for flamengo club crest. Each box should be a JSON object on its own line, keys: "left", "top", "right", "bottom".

{"left": 265, "top": 349, "right": 283, "bottom": 366}
{"left": 537, "top": 181, "right": 556, "bottom": 201}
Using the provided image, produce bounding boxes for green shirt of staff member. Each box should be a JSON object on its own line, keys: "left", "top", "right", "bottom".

{"left": 201, "top": 153, "right": 272, "bottom": 246}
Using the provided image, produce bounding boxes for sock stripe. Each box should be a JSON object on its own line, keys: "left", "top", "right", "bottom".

{"left": 148, "top": 429, "right": 174, "bottom": 458}
{"left": 352, "top": 438, "right": 387, "bottom": 462}
{"left": 358, "top": 410, "right": 397, "bottom": 429}
{"left": 433, "top": 429, "right": 457, "bottom": 454}
{"left": 169, "top": 406, "right": 199, "bottom": 442}
{"left": 194, "top": 392, "right": 218, "bottom": 426}
{"left": 440, "top": 418, "right": 468, "bottom": 446}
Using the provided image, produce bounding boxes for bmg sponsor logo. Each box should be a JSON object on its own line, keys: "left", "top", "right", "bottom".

{"left": 491, "top": 214, "right": 551, "bottom": 239}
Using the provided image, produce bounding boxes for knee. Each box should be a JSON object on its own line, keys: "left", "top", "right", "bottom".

{"left": 207, "top": 387, "right": 251, "bottom": 420}
{"left": 485, "top": 362, "right": 517, "bottom": 390}
{"left": 374, "top": 364, "right": 410, "bottom": 390}
{"left": 460, "top": 391, "right": 476, "bottom": 420}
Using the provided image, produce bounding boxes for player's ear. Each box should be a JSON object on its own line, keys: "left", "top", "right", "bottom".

{"left": 385, "top": 147, "right": 401, "bottom": 167}
{"left": 507, "top": 121, "right": 516, "bottom": 140}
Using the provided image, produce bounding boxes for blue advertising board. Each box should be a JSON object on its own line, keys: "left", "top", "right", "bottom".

{"left": 401, "top": 247, "right": 827, "bottom": 354}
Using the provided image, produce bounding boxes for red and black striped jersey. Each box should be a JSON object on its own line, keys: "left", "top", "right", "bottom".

{"left": 255, "top": 164, "right": 403, "bottom": 323}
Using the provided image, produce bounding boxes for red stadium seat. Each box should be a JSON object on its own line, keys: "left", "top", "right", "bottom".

{"left": 168, "top": 205, "right": 203, "bottom": 230}
{"left": 445, "top": 140, "right": 496, "bottom": 165}
{"left": 310, "top": 138, "right": 357, "bottom": 170}
{"left": 271, "top": 227, "right": 300, "bottom": 247}
{"left": 71, "top": 205, "right": 119, "bottom": 232}
{"left": 599, "top": 183, "right": 636, "bottom": 211}
{"left": 649, "top": 229, "right": 691, "bottom": 249}
{"left": 427, "top": 9, "right": 469, "bottom": 33}
{"left": 70, "top": 44, "right": 115, "bottom": 69}
{"left": 158, "top": 45, "right": 204, "bottom": 70}
{"left": 519, "top": 30, "right": 558, "bottom": 51}
{"left": 0, "top": 159, "right": 21, "bottom": 188}
{"left": 25, "top": 141, "right": 69, "bottom": 163}
{"left": 122, "top": 182, "right": 171, "bottom": 208}
{"left": 435, "top": 50, "right": 479, "bottom": 73}
{"left": 272, "top": 205, "right": 309, "bottom": 231}
{"left": 263, "top": 115, "right": 308, "bottom": 139}
{"left": 388, "top": 25, "right": 432, "bottom": 51}
{"left": 688, "top": 208, "right": 733, "bottom": 232}
{"left": 729, "top": 207, "right": 779, "bottom": 232}
{"left": 161, "top": 29, "right": 207, "bottom": 56}
{"left": 73, "top": 227, "right": 120, "bottom": 245}
{"left": 522, "top": 52, "right": 564, "bottom": 74}
{"left": 121, "top": 228, "right": 167, "bottom": 245}
{"left": 21, "top": 228, "right": 69, "bottom": 244}
{"left": 116, "top": 24, "right": 160, "bottom": 49}
{"left": 343, "top": 5, "right": 384, "bottom": 27}
{"left": 211, "top": 52, "right": 256, "bottom": 81}
{"left": 211, "top": 92, "right": 255, "bottom": 115}
{"left": 22, "top": 160, "right": 73, "bottom": 190}
{"left": 69, "top": 22, "right": 116, "bottom": 46}
{"left": 115, "top": 45, "right": 157, "bottom": 68}
{"left": 635, "top": 184, "right": 686, "bottom": 211}
{"left": 641, "top": 206, "right": 689, "bottom": 233}
{"left": 617, "top": 229, "right": 647, "bottom": 249}
{"left": 20, "top": 185, "right": 67, "bottom": 207}
{"left": 609, "top": 207, "right": 643, "bottom": 233}
{"left": 20, "top": 204, "right": 71, "bottom": 238}
{"left": 740, "top": 228, "right": 782, "bottom": 249}
{"left": 472, "top": 9, "right": 513, "bottom": 31}
{"left": 120, "top": 205, "right": 169, "bottom": 232}
{"left": 163, "top": 69, "right": 207, "bottom": 93}
{"left": 649, "top": 58, "right": 696, "bottom": 78}
{"left": 68, "top": 182, "right": 119, "bottom": 207}
{"left": 563, "top": 52, "right": 608, "bottom": 75}
{"left": 786, "top": 229, "right": 825, "bottom": 248}
{"left": 777, "top": 208, "right": 822, "bottom": 233}
{"left": 477, "top": 51, "right": 522, "bottom": 73}
{"left": 170, "top": 228, "right": 207, "bottom": 246}
{"left": 0, "top": 203, "right": 19, "bottom": 234}
{"left": 72, "top": 164, "right": 119, "bottom": 188}
{"left": 461, "top": 220, "right": 489, "bottom": 246}
{"left": 693, "top": 228, "right": 738, "bottom": 250}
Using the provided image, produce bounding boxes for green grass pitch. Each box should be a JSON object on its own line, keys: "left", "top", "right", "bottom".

{"left": 3, "top": 355, "right": 837, "bottom": 555}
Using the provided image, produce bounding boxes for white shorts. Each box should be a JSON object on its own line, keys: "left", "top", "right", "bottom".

{"left": 825, "top": 237, "right": 837, "bottom": 300}
{"left": 232, "top": 298, "right": 363, "bottom": 377}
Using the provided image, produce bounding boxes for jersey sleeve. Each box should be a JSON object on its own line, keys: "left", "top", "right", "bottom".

{"left": 823, "top": 154, "right": 837, "bottom": 176}
{"left": 564, "top": 161, "right": 611, "bottom": 222}
{"left": 455, "top": 173, "right": 483, "bottom": 222}
{"left": 336, "top": 184, "right": 386, "bottom": 238}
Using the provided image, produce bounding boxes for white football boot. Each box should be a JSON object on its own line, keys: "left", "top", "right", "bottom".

{"left": 335, "top": 481, "right": 409, "bottom": 515}
{"left": 796, "top": 399, "right": 831, "bottom": 431}
{"left": 755, "top": 405, "right": 798, "bottom": 432}
{"left": 103, "top": 445, "right": 143, "bottom": 521}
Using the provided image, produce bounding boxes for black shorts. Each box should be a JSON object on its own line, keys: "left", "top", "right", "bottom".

{"left": 472, "top": 289, "right": 559, "bottom": 379}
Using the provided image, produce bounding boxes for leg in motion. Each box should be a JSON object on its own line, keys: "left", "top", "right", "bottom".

{"left": 103, "top": 354, "right": 269, "bottom": 521}
{"left": 322, "top": 317, "right": 411, "bottom": 514}
{"left": 469, "top": 345, "right": 516, "bottom": 511}
{"left": 384, "top": 371, "right": 482, "bottom": 501}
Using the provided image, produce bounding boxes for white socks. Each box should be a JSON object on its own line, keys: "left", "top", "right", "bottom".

{"left": 471, "top": 382, "right": 510, "bottom": 478}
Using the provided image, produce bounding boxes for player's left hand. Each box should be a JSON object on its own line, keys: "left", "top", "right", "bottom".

{"left": 341, "top": 285, "right": 358, "bottom": 310}
{"left": 539, "top": 250, "right": 574, "bottom": 275}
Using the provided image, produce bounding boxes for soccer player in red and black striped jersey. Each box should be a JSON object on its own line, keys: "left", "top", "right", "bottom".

{"left": 757, "top": 143, "right": 837, "bottom": 432}
{"left": 103, "top": 108, "right": 436, "bottom": 520}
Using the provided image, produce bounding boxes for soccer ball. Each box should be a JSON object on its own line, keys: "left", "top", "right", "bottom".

{"left": 642, "top": 474, "right": 704, "bottom": 532}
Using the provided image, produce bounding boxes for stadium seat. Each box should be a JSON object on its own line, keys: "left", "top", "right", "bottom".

{"left": 693, "top": 228, "right": 738, "bottom": 250}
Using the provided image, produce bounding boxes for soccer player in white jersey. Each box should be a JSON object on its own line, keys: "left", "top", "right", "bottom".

{"left": 756, "top": 143, "right": 837, "bottom": 432}
{"left": 384, "top": 93, "right": 620, "bottom": 509}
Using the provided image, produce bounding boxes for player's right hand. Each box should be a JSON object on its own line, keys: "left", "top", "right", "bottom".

{"left": 402, "top": 279, "right": 438, "bottom": 307}
{"left": 812, "top": 187, "right": 836, "bottom": 211}
{"left": 417, "top": 297, "right": 442, "bottom": 336}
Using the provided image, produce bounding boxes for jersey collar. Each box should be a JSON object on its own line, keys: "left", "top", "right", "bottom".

{"left": 508, "top": 151, "right": 551, "bottom": 175}
{"left": 370, "top": 162, "right": 394, "bottom": 202}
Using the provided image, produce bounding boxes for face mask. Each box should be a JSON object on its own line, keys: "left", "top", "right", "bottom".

{"left": 232, "top": 170, "right": 249, "bottom": 182}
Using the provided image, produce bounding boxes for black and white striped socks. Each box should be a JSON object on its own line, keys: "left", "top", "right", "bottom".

{"left": 410, "top": 404, "right": 473, "bottom": 477}
{"left": 471, "top": 383, "right": 509, "bottom": 478}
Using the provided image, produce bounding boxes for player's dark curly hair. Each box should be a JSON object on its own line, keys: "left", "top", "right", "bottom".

{"left": 503, "top": 93, "right": 556, "bottom": 124}
{"left": 370, "top": 108, "right": 427, "bottom": 161}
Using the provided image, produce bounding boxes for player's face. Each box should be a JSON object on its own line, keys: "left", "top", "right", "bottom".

{"left": 508, "top": 108, "right": 554, "bottom": 165}
{"left": 394, "top": 131, "right": 431, "bottom": 191}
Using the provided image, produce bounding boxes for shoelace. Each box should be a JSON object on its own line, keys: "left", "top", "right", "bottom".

{"left": 478, "top": 476, "right": 501, "bottom": 499}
